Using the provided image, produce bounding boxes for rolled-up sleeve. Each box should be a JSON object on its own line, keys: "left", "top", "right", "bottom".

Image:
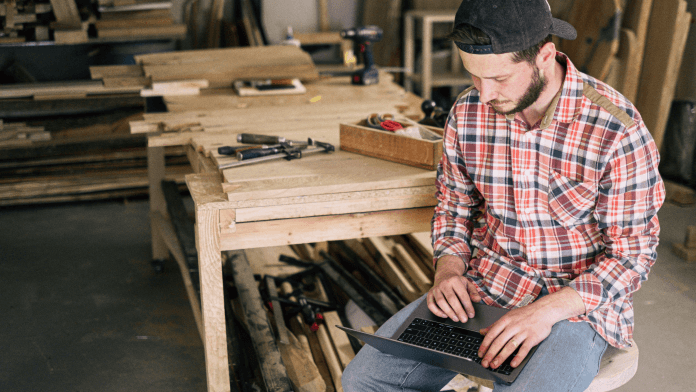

{"left": 569, "top": 121, "right": 665, "bottom": 316}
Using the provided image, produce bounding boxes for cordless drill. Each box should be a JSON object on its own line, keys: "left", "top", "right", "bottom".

{"left": 341, "top": 25, "right": 383, "bottom": 85}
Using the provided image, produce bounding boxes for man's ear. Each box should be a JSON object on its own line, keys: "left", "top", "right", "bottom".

{"left": 536, "top": 41, "right": 557, "bottom": 70}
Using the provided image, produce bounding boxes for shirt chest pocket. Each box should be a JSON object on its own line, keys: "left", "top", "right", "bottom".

{"left": 547, "top": 169, "right": 599, "bottom": 229}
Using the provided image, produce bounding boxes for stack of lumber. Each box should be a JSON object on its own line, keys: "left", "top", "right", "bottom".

{"left": 560, "top": 0, "right": 691, "bottom": 151}
{"left": 0, "top": 79, "right": 142, "bottom": 100}
{"left": 0, "top": 121, "right": 50, "bottom": 146}
{"left": 133, "top": 45, "right": 320, "bottom": 89}
{"left": 0, "top": 0, "right": 185, "bottom": 44}
{"left": 228, "top": 235, "right": 435, "bottom": 392}
{"left": 0, "top": 112, "right": 192, "bottom": 206}
{"left": 95, "top": 0, "right": 185, "bottom": 41}
{"left": 0, "top": 1, "right": 52, "bottom": 43}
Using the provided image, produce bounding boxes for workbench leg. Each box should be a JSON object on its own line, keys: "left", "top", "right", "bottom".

{"left": 422, "top": 16, "right": 433, "bottom": 101}
{"left": 196, "top": 207, "right": 231, "bottom": 392}
{"left": 148, "top": 146, "right": 169, "bottom": 269}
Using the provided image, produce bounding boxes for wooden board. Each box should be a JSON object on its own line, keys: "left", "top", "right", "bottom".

{"left": 604, "top": 28, "right": 637, "bottom": 94}
{"left": 220, "top": 150, "right": 436, "bottom": 201}
{"left": 636, "top": 0, "right": 690, "bottom": 150}
{"left": 97, "top": 24, "right": 186, "bottom": 39}
{"left": 134, "top": 45, "right": 319, "bottom": 87}
{"left": 562, "top": 0, "right": 621, "bottom": 80}
{"left": 0, "top": 80, "right": 141, "bottom": 99}
{"left": 620, "top": 0, "right": 653, "bottom": 102}
{"left": 49, "top": 0, "right": 81, "bottom": 28}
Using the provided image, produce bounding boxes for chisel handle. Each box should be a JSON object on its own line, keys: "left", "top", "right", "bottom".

{"left": 237, "top": 133, "right": 285, "bottom": 144}
{"left": 218, "top": 145, "right": 263, "bottom": 155}
{"left": 237, "top": 147, "right": 283, "bottom": 160}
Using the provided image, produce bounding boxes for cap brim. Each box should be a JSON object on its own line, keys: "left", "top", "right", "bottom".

{"left": 551, "top": 18, "right": 577, "bottom": 40}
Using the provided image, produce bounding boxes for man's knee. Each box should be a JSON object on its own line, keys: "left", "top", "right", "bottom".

{"left": 341, "top": 358, "right": 368, "bottom": 391}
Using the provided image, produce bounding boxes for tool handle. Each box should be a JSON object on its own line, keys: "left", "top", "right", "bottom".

{"left": 217, "top": 145, "right": 259, "bottom": 155}
{"left": 237, "top": 147, "right": 282, "bottom": 160}
{"left": 237, "top": 133, "right": 284, "bottom": 144}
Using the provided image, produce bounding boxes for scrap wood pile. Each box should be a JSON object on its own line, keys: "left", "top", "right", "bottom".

{"left": 0, "top": 0, "right": 185, "bottom": 44}
{"left": 224, "top": 234, "right": 436, "bottom": 392}
{"left": 557, "top": 0, "right": 691, "bottom": 152}
{"left": 0, "top": 111, "right": 191, "bottom": 207}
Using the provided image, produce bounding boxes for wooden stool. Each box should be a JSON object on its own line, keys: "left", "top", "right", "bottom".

{"left": 585, "top": 341, "right": 639, "bottom": 392}
{"left": 461, "top": 341, "right": 639, "bottom": 392}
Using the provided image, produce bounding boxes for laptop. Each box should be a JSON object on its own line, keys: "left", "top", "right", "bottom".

{"left": 337, "top": 300, "right": 538, "bottom": 385}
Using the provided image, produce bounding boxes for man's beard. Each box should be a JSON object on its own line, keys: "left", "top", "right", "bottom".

{"left": 489, "top": 65, "right": 547, "bottom": 116}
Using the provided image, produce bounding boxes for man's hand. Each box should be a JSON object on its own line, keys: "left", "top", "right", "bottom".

{"left": 427, "top": 255, "right": 481, "bottom": 323}
{"left": 477, "top": 286, "right": 586, "bottom": 369}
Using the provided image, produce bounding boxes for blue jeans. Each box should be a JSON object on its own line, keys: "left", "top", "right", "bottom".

{"left": 342, "top": 294, "right": 608, "bottom": 392}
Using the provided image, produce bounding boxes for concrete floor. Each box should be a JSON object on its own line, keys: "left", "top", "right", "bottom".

{"left": 0, "top": 197, "right": 694, "bottom": 391}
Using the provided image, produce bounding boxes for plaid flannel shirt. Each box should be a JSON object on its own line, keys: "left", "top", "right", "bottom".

{"left": 432, "top": 53, "right": 665, "bottom": 348}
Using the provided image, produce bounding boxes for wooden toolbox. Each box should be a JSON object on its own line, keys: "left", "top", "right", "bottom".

{"left": 339, "top": 120, "right": 444, "bottom": 170}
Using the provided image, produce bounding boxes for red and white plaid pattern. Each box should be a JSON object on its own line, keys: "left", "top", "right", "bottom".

{"left": 432, "top": 53, "right": 665, "bottom": 348}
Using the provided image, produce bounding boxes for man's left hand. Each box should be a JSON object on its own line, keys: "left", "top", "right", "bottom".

{"left": 477, "top": 286, "right": 586, "bottom": 369}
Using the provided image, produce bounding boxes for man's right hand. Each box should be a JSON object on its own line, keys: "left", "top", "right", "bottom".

{"left": 427, "top": 255, "right": 481, "bottom": 323}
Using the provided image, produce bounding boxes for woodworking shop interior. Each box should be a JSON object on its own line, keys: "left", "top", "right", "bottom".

{"left": 2, "top": 0, "right": 696, "bottom": 391}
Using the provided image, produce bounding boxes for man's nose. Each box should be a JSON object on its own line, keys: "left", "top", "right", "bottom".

{"left": 476, "top": 79, "right": 498, "bottom": 104}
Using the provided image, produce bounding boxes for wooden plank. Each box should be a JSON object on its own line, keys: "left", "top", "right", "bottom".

{"left": 221, "top": 151, "right": 436, "bottom": 202}
{"left": 230, "top": 251, "right": 294, "bottom": 392}
{"left": 90, "top": 64, "right": 144, "bottom": 79}
{"left": 362, "top": 237, "right": 420, "bottom": 303}
{"left": 604, "top": 28, "right": 637, "bottom": 93}
{"left": 391, "top": 243, "right": 432, "bottom": 294}
{"left": 135, "top": 45, "right": 319, "bottom": 85}
{"left": 97, "top": 24, "right": 186, "bottom": 39}
{"left": 233, "top": 192, "right": 436, "bottom": 222}
{"left": 219, "top": 207, "right": 434, "bottom": 251}
{"left": 323, "top": 311, "right": 356, "bottom": 369}
{"left": 0, "top": 80, "right": 141, "bottom": 99}
{"left": 53, "top": 28, "right": 88, "bottom": 44}
{"left": 94, "top": 16, "right": 174, "bottom": 29}
{"left": 281, "top": 282, "right": 336, "bottom": 392}
{"left": 620, "top": 0, "right": 653, "bottom": 102}
{"left": 562, "top": 0, "right": 621, "bottom": 79}
{"left": 277, "top": 325, "right": 326, "bottom": 392}
{"left": 49, "top": 0, "right": 81, "bottom": 27}
{"left": 636, "top": 0, "right": 690, "bottom": 150}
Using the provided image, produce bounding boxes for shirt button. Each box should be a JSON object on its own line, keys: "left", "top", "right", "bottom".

{"left": 526, "top": 208, "right": 533, "bottom": 214}
{"left": 529, "top": 246, "right": 537, "bottom": 252}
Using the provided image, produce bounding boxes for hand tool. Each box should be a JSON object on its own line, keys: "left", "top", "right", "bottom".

{"left": 217, "top": 144, "right": 267, "bottom": 155}
{"left": 218, "top": 139, "right": 335, "bottom": 170}
{"left": 218, "top": 134, "right": 311, "bottom": 156}
{"left": 237, "top": 133, "right": 311, "bottom": 147}
{"left": 341, "top": 25, "right": 383, "bottom": 85}
{"left": 237, "top": 142, "right": 308, "bottom": 161}
{"left": 418, "top": 99, "right": 448, "bottom": 128}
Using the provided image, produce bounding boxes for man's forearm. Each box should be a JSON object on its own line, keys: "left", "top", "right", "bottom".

{"left": 530, "top": 286, "right": 586, "bottom": 324}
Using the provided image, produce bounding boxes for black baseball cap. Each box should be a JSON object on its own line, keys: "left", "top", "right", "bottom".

{"left": 453, "top": 0, "right": 576, "bottom": 55}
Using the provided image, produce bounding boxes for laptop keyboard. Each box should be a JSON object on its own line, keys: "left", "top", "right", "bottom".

{"left": 396, "top": 318, "right": 516, "bottom": 375}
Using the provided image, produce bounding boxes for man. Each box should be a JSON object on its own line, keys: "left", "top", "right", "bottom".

{"left": 342, "top": 0, "right": 665, "bottom": 391}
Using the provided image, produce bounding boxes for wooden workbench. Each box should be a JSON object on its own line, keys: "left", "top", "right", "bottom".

{"left": 133, "top": 73, "right": 438, "bottom": 392}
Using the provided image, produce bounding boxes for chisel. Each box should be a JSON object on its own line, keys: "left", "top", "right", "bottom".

{"left": 237, "top": 133, "right": 310, "bottom": 146}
